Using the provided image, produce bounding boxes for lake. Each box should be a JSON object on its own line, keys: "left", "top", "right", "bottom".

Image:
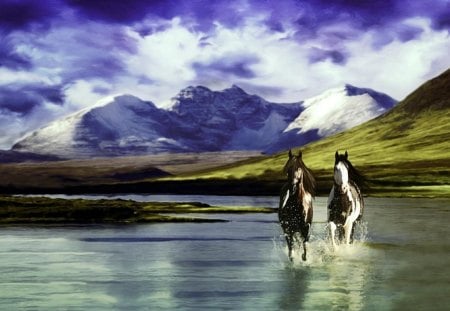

{"left": 1, "top": 195, "right": 449, "bottom": 310}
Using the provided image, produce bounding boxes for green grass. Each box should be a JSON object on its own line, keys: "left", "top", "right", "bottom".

{"left": 0, "top": 196, "right": 275, "bottom": 224}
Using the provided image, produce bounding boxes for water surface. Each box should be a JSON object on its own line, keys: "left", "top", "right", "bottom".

{"left": 1, "top": 196, "right": 449, "bottom": 310}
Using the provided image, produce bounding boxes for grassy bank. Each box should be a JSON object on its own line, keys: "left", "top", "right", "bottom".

{"left": 0, "top": 196, "right": 275, "bottom": 225}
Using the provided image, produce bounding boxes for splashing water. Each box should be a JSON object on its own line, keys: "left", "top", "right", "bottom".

{"left": 274, "top": 221, "right": 370, "bottom": 268}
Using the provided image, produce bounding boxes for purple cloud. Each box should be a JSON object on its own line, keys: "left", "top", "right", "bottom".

{"left": 61, "top": 56, "right": 126, "bottom": 83}
{"left": 193, "top": 55, "right": 260, "bottom": 79}
{"left": 0, "top": 0, "right": 61, "bottom": 31}
{"left": 396, "top": 24, "right": 424, "bottom": 42}
{"left": 308, "top": 48, "right": 348, "bottom": 65}
{"left": 0, "top": 36, "right": 32, "bottom": 70}
{"left": 433, "top": 9, "right": 450, "bottom": 30}
{"left": 0, "top": 83, "right": 64, "bottom": 115}
{"left": 66, "top": 0, "right": 151, "bottom": 24}
{"left": 66, "top": 0, "right": 251, "bottom": 31}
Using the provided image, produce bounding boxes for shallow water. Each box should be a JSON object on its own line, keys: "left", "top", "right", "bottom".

{"left": 1, "top": 196, "right": 449, "bottom": 310}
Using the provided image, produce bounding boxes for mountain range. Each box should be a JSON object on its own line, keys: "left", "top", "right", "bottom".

{"left": 12, "top": 84, "right": 397, "bottom": 158}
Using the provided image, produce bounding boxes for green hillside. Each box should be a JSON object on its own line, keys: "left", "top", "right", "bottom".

{"left": 172, "top": 68, "right": 450, "bottom": 197}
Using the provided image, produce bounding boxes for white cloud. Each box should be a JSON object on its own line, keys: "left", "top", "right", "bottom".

{"left": 120, "top": 16, "right": 450, "bottom": 105}
{"left": 64, "top": 80, "right": 111, "bottom": 111}
{"left": 337, "top": 18, "right": 450, "bottom": 100}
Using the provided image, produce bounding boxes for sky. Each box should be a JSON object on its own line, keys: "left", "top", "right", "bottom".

{"left": 1, "top": 0, "right": 449, "bottom": 149}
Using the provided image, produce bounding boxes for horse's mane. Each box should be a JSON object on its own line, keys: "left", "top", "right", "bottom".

{"left": 335, "top": 152, "right": 367, "bottom": 191}
{"left": 283, "top": 153, "right": 316, "bottom": 197}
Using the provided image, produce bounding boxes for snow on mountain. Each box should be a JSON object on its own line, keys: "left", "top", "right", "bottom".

{"left": 12, "top": 84, "right": 396, "bottom": 158}
{"left": 166, "top": 85, "right": 302, "bottom": 152}
{"left": 13, "top": 95, "right": 182, "bottom": 158}
{"left": 283, "top": 84, "right": 396, "bottom": 136}
{"left": 264, "top": 85, "right": 397, "bottom": 153}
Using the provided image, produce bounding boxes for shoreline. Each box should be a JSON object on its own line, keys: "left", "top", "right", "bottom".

{"left": 0, "top": 195, "right": 276, "bottom": 225}
{"left": 1, "top": 179, "right": 449, "bottom": 199}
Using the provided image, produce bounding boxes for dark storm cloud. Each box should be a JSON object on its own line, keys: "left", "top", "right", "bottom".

{"left": 66, "top": 0, "right": 247, "bottom": 30}
{"left": 3, "top": 0, "right": 449, "bottom": 35}
{"left": 433, "top": 9, "right": 450, "bottom": 30}
{"left": 66, "top": 0, "right": 152, "bottom": 23}
{"left": 0, "top": 84, "right": 64, "bottom": 115}
{"left": 193, "top": 55, "right": 260, "bottom": 79}
{"left": 62, "top": 56, "right": 126, "bottom": 83}
{"left": 303, "top": 0, "right": 450, "bottom": 32}
{"left": 0, "top": 0, "right": 62, "bottom": 32}
{"left": 0, "top": 36, "right": 32, "bottom": 70}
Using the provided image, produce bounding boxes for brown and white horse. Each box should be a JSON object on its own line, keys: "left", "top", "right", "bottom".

{"left": 279, "top": 150, "right": 316, "bottom": 261}
{"left": 327, "top": 151, "right": 365, "bottom": 249}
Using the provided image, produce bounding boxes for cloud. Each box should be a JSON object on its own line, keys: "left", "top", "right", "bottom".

{"left": 67, "top": 0, "right": 250, "bottom": 31}
{"left": 11, "top": 19, "right": 136, "bottom": 83}
{"left": 308, "top": 48, "right": 348, "bottom": 65}
{"left": 193, "top": 54, "right": 260, "bottom": 79}
{"left": 327, "top": 18, "right": 450, "bottom": 100}
{"left": 66, "top": 12, "right": 450, "bottom": 105}
{"left": 0, "top": 83, "right": 64, "bottom": 115}
{"left": 0, "top": 35, "right": 32, "bottom": 70}
{"left": 66, "top": 0, "right": 152, "bottom": 24}
{"left": 0, "top": 0, "right": 61, "bottom": 32}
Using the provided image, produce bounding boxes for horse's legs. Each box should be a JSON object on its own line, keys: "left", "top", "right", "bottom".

{"left": 329, "top": 221, "right": 337, "bottom": 249}
{"left": 301, "top": 223, "right": 311, "bottom": 261}
{"left": 350, "top": 221, "right": 357, "bottom": 244}
{"left": 302, "top": 240, "right": 308, "bottom": 261}
{"left": 343, "top": 221, "right": 353, "bottom": 245}
{"left": 285, "top": 234, "right": 294, "bottom": 261}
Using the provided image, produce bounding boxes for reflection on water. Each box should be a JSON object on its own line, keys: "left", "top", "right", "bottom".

{"left": 1, "top": 196, "right": 449, "bottom": 310}
{"left": 278, "top": 268, "right": 310, "bottom": 310}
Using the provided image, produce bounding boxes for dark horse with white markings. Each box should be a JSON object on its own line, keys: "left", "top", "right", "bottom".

{"left": 327, "top": 151, "right": 365, "bottom": 249}
{"left": 279, "top": 150, "right": 316, "bottom": 261}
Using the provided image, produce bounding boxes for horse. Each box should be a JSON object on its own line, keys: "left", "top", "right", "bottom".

{"left": 327, "top": 151, "right": 365, "bottom": 249}
{"left": 279, "top": 149, "right": 316, "bottom": 261}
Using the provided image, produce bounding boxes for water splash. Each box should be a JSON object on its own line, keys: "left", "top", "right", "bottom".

{"left": 274, "top": 221, "right": 370, "bottom": 267}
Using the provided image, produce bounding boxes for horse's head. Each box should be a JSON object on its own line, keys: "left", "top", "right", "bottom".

{"left": 334, "top": 150, "right": 350, "bottom": 186}
{"left": 283, "top": 149, "right": 316, "bottom": 196}
{"left": 333, "top": 150, "right": 366, "bottom": 190}
{"left": 284, "top": 149, "right": 304, "bottom": 189}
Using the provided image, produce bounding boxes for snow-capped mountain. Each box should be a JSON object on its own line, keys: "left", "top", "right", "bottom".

{"left": 265, "top": 84, "right": 397, "bottom": 153}
{"left": 12, "top": 85, "right": 396, "bottom": 158}
{"left": 13, "top": 95, "right": 182, "bottom": 157}
{"left": 285, "top": 84, "right": 396, "bottom": 135}
{"left": 168, "top": 85, "right": 302, "bottom": 151}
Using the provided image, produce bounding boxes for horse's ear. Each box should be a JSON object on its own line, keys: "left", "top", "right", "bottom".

{"left": 288, "top": 149, "right": 293, "bottom": 159}
{"left": 335, "top": 151, "right": 339, "bottom": 160}
{"left": 298, "top": 150, "right": 302, "bottom": 158}
{"left": 345, "top": 150, "right": 348, "bottom": 159}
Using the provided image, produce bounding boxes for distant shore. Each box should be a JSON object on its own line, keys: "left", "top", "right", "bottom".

{"left": 0, "top": 195, "right": 275, "bottom": 225}
{"left": 1, "top": 178, "right": 449, "bottom": 198}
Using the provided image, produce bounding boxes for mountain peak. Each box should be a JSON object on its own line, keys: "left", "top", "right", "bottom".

{"left": 285, "top": 84, "right": 397, "bottom": 137}
{"left": 176, "top": 85, "right": 212, "bottom": 99}
{"left": 227, "top": 84, "right": 247, "bottom": 94}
